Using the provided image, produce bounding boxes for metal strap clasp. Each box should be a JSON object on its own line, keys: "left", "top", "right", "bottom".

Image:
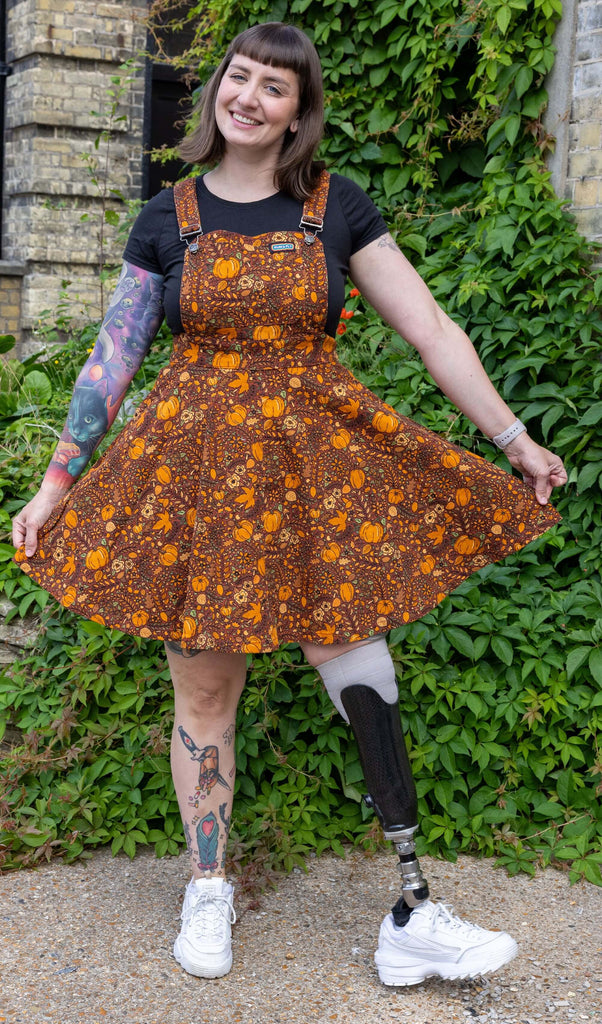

{"left": 299, "top": 214, "right": 324, "bottom": 245}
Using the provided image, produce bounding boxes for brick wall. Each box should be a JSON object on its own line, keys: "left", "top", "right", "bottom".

{"left": 0, "top": 261, "right": 24, "bottom": 338}
{"left": 3, "top": 0, "right": 148, "bottom": 353}
{"left": 567, "top": 0, "right": 602, "bottom": 241}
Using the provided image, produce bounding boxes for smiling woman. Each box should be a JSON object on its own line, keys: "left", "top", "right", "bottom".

{"left": 13, "top": 18, "right": 566, "bottom": 994}
{"left": 179, "top": 22, "right": 324, "bottom": 200}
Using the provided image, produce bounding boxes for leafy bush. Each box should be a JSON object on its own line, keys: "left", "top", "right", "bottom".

{"left": 2, "top": 0, "right": 601, "bottom": 886}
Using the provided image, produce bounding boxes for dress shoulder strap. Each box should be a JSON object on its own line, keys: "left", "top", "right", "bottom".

{"left": 173, "top": 178, "right": 203, "bottom": 248}
{"left": 299, "top": 170, "right": 330, "bottom": 244}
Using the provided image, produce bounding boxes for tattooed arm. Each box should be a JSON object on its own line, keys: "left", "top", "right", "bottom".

{"left": 349, "top": 233, "right": 566, "bottom": 504}
{"left": 12, "top": 262, "right": 164, "bottom": 556}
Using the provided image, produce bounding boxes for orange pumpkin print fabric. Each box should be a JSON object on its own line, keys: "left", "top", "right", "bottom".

{"left": 17, "top": 172, "right": 560, "bottom": 652}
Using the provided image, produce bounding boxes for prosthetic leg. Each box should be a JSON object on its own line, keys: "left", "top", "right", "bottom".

{"left": 317, "top": 639, "right": 429, "bottom": 925}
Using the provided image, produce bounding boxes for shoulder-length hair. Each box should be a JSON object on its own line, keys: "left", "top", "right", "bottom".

{"left": 179, "top": 22, "right": 324, "bottom": 201}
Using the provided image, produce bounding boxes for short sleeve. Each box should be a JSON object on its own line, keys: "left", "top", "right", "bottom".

{"left": 122, "top": 190, "right": 174, "bottom": 274}
{"left": 331, "top": 174, "right": 388, "bottom": 255}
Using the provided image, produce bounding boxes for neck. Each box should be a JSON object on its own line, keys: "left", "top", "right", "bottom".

{"left": 204, "top": 152, "right": 281, "bottom": 202}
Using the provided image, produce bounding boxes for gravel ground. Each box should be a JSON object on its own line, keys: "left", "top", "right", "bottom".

{"left": 0, "top": 847, "right": 600, "bottom": 1024}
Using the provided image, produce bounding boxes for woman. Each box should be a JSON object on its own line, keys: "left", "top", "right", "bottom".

{"left": 13, "top": 22, "right": 566, "bottom": 987}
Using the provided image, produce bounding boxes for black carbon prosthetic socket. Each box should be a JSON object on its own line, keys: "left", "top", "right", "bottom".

{"left": 341, "top": 684, "right": 430, "bottom": 909}
{"left": 340, "top": 684, "right": 417, "bottom": 831}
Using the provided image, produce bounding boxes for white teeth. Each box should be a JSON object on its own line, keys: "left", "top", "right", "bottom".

{"left": 232, "top": 112, "right": 261, "bottom": 126}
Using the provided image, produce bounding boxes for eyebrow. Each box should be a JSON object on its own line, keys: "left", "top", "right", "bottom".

{"left": 228, "top": 62, "right": 293, "bottom": 89}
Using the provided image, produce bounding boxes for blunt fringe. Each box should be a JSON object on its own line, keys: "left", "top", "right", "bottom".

{"left": 179, "top": 23, "right": 324, "bottom": 200}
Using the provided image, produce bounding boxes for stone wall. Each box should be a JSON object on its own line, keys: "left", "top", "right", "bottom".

{"left": 545, "top": 0, "right": 602, "bottom": 245}
{"left": 3, "top": 0, "right": 149, "bottom": 353}
{"left": 0, "top": 260, "right": 24, "bottom": 338}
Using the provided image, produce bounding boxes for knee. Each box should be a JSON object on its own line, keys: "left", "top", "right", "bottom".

{"left": 174, "top": 675, "right": 239, "bottom": 720}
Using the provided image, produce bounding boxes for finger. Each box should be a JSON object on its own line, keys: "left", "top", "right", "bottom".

{"left": 12, "top": 516, "right": 26, "bottom": 549}
{"left": 25, "top": 522, "right": 39, "bottom": 558}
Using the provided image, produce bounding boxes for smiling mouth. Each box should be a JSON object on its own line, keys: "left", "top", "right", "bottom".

{"left": 231, "top": 111, "right": 262, "bottom": 126}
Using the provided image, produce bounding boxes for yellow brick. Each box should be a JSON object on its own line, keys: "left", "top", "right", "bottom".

{"left": 579, "top": 123, "right": 602, "bottom": 150}
{"left": 573, "top": 178, "right": 600, "bottom": 207}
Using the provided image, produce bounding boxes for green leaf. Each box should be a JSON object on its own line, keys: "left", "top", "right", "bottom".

{"left": 588, "top": 648, "right": 602, "bottom": 686}
{"left": 491, "top": 635, "right": 513, "bottom": 666}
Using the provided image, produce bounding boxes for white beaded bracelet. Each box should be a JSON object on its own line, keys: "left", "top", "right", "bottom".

{"left": 491, "top": 418, "right": 527, "bottom": 450}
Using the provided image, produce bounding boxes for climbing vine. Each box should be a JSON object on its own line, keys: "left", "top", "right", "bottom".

{"left": 1, "top": 0, "right": 600, "bottom": 885}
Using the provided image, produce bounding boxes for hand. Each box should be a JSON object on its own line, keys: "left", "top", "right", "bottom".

{"left": 503, "top": 434, "right": 567, "bottom": 505}
{"left": 12, "top": 486, "right": 67, "bottom": 558}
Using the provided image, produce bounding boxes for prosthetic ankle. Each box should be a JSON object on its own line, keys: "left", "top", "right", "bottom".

{"left": 317, "top": 639, "right": 430, "bottom": 914}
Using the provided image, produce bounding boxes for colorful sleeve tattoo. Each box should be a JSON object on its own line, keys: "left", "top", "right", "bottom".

{"left": 43, "top": 261, "right": 165, "bottom": 492}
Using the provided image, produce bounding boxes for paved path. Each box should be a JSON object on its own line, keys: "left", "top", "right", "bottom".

{"left": 1, "top": 848, "right": 600, "bottom": 1023}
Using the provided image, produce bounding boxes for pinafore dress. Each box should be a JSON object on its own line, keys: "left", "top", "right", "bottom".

{"left": 17, "top": 172, "right": 560, "bottom": 652}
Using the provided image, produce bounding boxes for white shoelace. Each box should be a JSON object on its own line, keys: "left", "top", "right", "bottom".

{"left": 183, "top": 891, "right": 237, "bottom": 938}
{"left": 428, "top": 902, "right": 484, "bottom": 937}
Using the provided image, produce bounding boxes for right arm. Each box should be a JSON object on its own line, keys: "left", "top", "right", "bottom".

{"left": 12, "top": 261, "right": 164, "bottom": 556}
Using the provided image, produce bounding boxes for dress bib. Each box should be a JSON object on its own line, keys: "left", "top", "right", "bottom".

{"left": 17, "top": 173, "right": 560, "bottom": 651}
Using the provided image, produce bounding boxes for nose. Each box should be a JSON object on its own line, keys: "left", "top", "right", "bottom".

{"left": 236, "top": 79, "right": 259, "bottom": 108}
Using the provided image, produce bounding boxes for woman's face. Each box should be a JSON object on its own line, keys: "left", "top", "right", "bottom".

{"left": 214, "top": 55, "right": 300, "bottom": 157}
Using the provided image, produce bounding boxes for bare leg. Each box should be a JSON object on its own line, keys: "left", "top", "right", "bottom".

{"left": 165, "top": 643, "right": 247, "bottom": 879}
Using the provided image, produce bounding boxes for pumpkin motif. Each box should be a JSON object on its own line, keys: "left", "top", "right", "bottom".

{"left": 65, "top": 510, "right": 78, "bottom": 528}
{"left": 132, "top": 609, "right": 149, "bottom": 627}
{"left": 455, "top": 487, "right": 471, "bottom": 507}
{"left": 388, "top": 489, "right": 404, "bottom": 504}
{"left": 442, "top": 450, "right": 461, "bottom": 468}
{"left": 128, "top": 437, "right": 145, "bottom": 460}
{"left": 156, "top": 465, "right": 172, "bottom": 484}
{"left": 454, "top": 535, "right": 481, "bottom": 555}
{"left": 186, "top": 508, "right": 197, "bottom": 527}
{"left": 372, "top": 411, "right": 398, "bottom": 434}
{"left": 263, "top": 510, "right": 282, "bottom": 533}
{"left": 61, "top": 586, "right": 77, "bottom": 608}
{"left": 285, "top": 473, "right": 301, "bottom": 489}
{"left": 278, "top": 585, "right": 293, "bottom": 601}
{"left": 182, "top": 616, "right": 197, "bottom": 638}
{"left": 192, "top": 574, "right": 209, "bottom": 592}
{"left": 261, "top": 395, "right": 285, "bottom": 418}
{"left": 234, "top": 520, "right": 254, "bottom": 541}
{"left": 340, "top": 582, "right": 354, "bottom": 602}
{"left": 212, "top": 351, "right": 241, "bottom": 369}
{"left": 253, "top": 325, "right": 282, "bottom": 342}
{"left": 156, "top": 396, "right": 180, "bottom": 420}
{"left": 330, "top": 428, "right": 351, "bottom": 449}
{"left": 321, "top": 542, "right": 341, "bottom": 562}
{"left": 420, "top": 555, "right": 436, "bottom": 574}
{"left": 350, "top": 469, "right": 365, "bottom": 489}
{"left": 213, "top": 257, "right": 240, "bottom": 279}
{"left": 159, "top": 543, "right": 179, "bottom": 565}
{"left": 377, "top": 599, "right": 395, "bottom": 615}
{"left": 226, "top": 404, "right": 247, "bottom": 425}
{"left": 101, "top": 503, "right": 115, "bottom": 521}
{"left": 292, "top": 284, "right": 306, "bottom": 300}
{"left": 85, "top": 546, "right": 109, "bottom": 571}
{"left": 242, "top": 636, "right": 263, "bottom": 653}
{"left": 494, "top": 508, "right": 511, "bottom": 523}
{"left": 359, "top": 521, "right": 384, "bottom": 543}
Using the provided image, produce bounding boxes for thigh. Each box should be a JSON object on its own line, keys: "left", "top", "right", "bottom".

{"left": 300, "top": 637, "right": 378, "bottom": 668}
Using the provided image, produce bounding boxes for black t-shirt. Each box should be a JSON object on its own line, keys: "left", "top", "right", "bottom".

{"left": 123, "top": 173, "right": 387, "bottom": 337}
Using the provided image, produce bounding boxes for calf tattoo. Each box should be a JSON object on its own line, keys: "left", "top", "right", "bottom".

{"left": 178, "top": 725, "right": 230, "bottom": 807}
{"left": 196, "top": 812, "right": 219, "bottom": 871}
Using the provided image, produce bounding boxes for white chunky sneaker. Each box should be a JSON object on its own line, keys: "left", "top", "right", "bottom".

{"left": 173, "top": 877, "right": 236, "bottom": 978}
{"left": 375, "top": 900, "right": 518, "bottom": 986}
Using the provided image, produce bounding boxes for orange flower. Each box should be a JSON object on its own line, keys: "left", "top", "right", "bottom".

{"left": 349, "top": 288, "right": 360, "bottom": 297}
{"left": 336, "top": 324, "right": 347, "bottom": 335}
{"left": 340, "top": 309, "right": 354, "bottom": 319}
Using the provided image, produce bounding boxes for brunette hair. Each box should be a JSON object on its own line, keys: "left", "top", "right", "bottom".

{"left": 179, "top": 22, "right": 324, "bottom": 200}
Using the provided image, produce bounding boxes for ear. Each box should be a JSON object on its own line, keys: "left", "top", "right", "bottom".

{"left": 289, "top": 117, "right": 300, "bottom": 133}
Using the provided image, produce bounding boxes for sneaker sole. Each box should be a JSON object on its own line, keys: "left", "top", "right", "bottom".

{"left": 173, "top": 939, "right": 232, "bottom": 979}
{"left": 375, "top": 938, "right": 518, "bottom": 987}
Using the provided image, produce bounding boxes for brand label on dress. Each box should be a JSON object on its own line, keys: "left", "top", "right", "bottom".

{"left": 270, "top": 242, "right": 295, "bottom": 252}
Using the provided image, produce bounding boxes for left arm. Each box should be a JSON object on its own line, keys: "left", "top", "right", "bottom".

{"left": 349, "top": 233, "right": 567, "bottom": 505}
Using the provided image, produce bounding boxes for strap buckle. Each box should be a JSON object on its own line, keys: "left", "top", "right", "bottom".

{"left": 179, "top": 224, "right": 203, "bottom": 254}
{"left": 299, "top": 215, "right": 323, "bottom": 245}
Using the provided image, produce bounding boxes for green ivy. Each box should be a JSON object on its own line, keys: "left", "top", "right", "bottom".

{"left": 1, "top": 0, "right": 601, "bottom": 886}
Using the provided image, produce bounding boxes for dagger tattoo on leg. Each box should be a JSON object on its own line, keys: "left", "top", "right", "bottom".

{"left": 178, "top": 725, "right": 231, "bottom": 807}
